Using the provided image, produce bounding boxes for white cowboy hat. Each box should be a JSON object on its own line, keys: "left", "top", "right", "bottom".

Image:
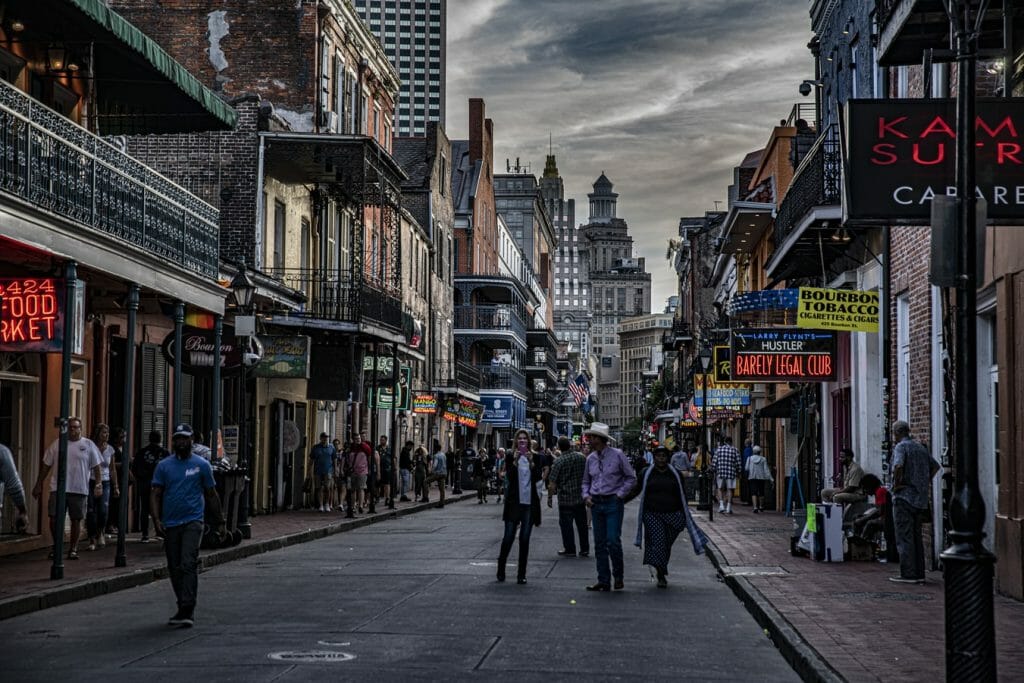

{"left": 583, "top": 422, "right": 615, "bottom": 444}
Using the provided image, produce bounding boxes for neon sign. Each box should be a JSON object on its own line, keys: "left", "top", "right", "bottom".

{"left": 731, "top": 328, "right": 837, "bottom": 383}
{"left": 0, "top": 278, "right": 64, "bottom": 352}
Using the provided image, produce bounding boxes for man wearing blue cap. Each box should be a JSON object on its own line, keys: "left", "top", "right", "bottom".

{"left": 151, "top": 423, "right": 225, "bottom": 627}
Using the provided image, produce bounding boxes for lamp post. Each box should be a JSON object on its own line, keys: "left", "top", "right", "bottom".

{"left": 699, "top": 345, "right": 713, "bottom": 522}
{"left": 230, "top": 262, "right": 257, "bottom": 539}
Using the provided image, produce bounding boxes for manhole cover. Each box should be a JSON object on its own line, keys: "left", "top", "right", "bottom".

{"left": 722, "top": 566, "right": 789, "bottom": 577}
{"left": 267, "top": 651, "right": 356, "bottom": 663}
{"left": 832, "top": 591, "right": 933, "bottom": 602}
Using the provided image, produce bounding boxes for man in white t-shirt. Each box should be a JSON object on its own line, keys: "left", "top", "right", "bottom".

{"left": 31, "top": 417, "right": 102, "bottom": 560}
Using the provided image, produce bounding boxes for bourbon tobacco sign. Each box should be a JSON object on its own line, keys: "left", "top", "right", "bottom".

{"left": 730, "top": 328, "right": 838, "bottom": 383}
{"left": 845, "top": 98, "right": 1024, "bottom": 222}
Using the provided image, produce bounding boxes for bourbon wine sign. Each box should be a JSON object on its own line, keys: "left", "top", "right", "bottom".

{"left": 731, "top": 328, "right": 837, "bottom": 383}
{"left": 845, "top": 98, "right": 1024, "bottom": 222}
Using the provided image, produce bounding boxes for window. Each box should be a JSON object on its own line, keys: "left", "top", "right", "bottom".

{"left": 300, "top": 218, "right": 310, "bottom": 270}
{"left": 896, "top": 292, "right": 910, "bottom": 421}
{"left": 273, "top": 200, "right": 286, "bottom": 272}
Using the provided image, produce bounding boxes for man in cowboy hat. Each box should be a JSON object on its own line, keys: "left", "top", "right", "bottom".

{"left": 581, "top": 422, "right": 636, "bottom": 592}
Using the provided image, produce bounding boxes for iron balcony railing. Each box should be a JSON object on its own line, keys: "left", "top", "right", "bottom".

{"left": 526, "top": 349, "right": 558, "bottom": 375}
{"left": 432, "top": 360, "right": 483, "bottom": 394}
{"left": 0, "top": 79, "right": 219, "bottom": 277}
{"left": 476, "top": 363, "right": 527, "bottom": 395}
{"left": 774, "top": 125, "right": 841, "bottom": 247}
{"left": 454, "top": 304, "right": 526, "bottom": 338}
{"left": 268, "top": 268, "right": 403, "bottom": 330}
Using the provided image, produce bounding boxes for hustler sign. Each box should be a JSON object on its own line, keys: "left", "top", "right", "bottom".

{"left": 845, "top": 99, "right": 1024, "bottom": 222}
{"left": 731, "top": 328, "right": 837, "bottom": 383}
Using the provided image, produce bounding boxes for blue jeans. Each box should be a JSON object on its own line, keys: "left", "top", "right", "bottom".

{"left": 498, "top": 504, "right": 533, "bottom": 579}
{"left": 86, "top": 480, "right": 111, "bottom": 540}
{"left": 592, "top": 496, "right": 624, "bottom": 585}
{"left": 163, "top": 520, "right": 204, "bottom": 610}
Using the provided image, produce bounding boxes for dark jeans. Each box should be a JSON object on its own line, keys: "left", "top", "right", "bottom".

{"left": 893, "top": 499, "right": 927, "bottom": 580}
{"left": 558, "top": 503, "right": 589, "bottom": 554}
{"left": 592, "top": 496, "right": 624, "bottom": 585}
{"left": 164, "top": 520, "right": 204, "bottom": 610}
{"left": 86, "top": 480, "right": 111, "bottom": 540}
{"left": 136, "top": 481, "right": 155, "bottom": 537}
{"left": 498, "top": 503, "right": 533, "bottom": 580}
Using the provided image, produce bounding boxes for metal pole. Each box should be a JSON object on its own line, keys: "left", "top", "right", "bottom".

{"left": 369, "top": 342, "right": 379, "bottom": 514}
{"left": 389, "top": 342, "right": 399, "bottom": 508}
{"left": 942, "top": 1, "right": 996, "bottom": 679}
{"left": 237, "top": 362, "right": 252, "bottom": 539}
{"left": 703, "top": 369, "right": 712, "bottom": 522}
{"left": 211, "top": 314, "right": 222, "bottom": 470}
{"left": 172, "top": 302, "right": 184, "bottom": 425}
{"left": 114, "top": 284, "right": 139, "bottom": 568}
{"left": 50, "top": 261, "right": 77, "bottom": 580}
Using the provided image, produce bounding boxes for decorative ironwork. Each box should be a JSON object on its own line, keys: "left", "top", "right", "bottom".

{"left": 476, "top": 363, "right": 527, "bottom": 395}
{"left": 453, "top": 304, "right": 526, "bottom": 338}
{"left": 0, "top": 79, "right": 219, "bottom": 277}
{"left": 875, "top": 0, "right": 900, "bottom": 30}
{"left": 774, "top": 125, "right": 841, "bottom": 247}
{"left": 267, "top": 267, "right": 402, "bottom": 330}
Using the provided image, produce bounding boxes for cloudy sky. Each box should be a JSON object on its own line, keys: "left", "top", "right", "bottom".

{"left": 445, "top": 0, "right": 814, "bottom": 306}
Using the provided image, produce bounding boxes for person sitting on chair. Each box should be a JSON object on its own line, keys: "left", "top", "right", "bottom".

{"left": 820, "top": 448, "right": 865, "bottom": 505}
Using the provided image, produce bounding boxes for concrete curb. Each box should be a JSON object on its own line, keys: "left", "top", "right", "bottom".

{"left": 703, "top": 538, "right": 846, "bottom": 683}
{"left": 0, "top": 492, "right": 477, "bottom": 622}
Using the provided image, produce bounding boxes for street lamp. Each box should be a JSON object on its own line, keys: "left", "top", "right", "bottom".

{"left": 230, "top": 261, "right": 256, "bottom": 539}
{"left": 699, "top": 344, "right": 713, "bottom": 522}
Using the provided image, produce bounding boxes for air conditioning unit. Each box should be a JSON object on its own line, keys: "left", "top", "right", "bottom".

{"left": 320, "top": 110, "right": 340, "bottom": 133}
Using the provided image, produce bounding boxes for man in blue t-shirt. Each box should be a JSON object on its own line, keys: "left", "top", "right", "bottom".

{"left": 151, "top": 423, "right": 224, "bottom": 628}
{"left": 309, "top": 432, "right": 336, "bottom": 512}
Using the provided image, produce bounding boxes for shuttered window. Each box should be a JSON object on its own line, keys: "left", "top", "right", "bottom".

{"left": 140, "top": 344, "right": 168, "bottom": 442}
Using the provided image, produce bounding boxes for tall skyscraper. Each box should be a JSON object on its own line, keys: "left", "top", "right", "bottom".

{"left": 354, "top": 0, "right": 446, "bottom": 136}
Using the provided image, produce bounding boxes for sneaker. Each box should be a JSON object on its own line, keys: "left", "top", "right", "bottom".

{"left": 326, "top": 505, "right": 332, "bottom": 512}
{"left": 718, "top": 505, "right": 726, "bottom": 513}
{"left": 889, "top": 575, "right": 925, "bottom": 585}
{"left": 557, "top": 550, "right": 576, "bottom": 557}
{"left": 168, "top": 608, "right": 194, "bottom": 627}
{"left": 98, "top": 535, "right": 106, "bottom": 548}
{"left": 319, "top": 505, "right": 325, "bottom": 512}
{"left": 585, "top": 582, "right": 610, "bottom": 592}
{"left": 579, "top": 551, "right": 590, "bottom": 558}
{"left": 726, "top": 507, "right": 734, "bottom": 514}
{"left": 86, "top": 542, "right": 97, "bottom": 551}
{"left": 141, "top": 536, "right": 151, "bottom": 544}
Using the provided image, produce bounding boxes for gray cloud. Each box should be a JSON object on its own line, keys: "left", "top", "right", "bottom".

{"left": 446, "top": 0, "right": 813, "bottom": 305}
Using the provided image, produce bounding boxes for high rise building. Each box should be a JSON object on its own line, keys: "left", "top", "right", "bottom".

{"left": 354, "top": 0, "right": 446, "bottom": 136}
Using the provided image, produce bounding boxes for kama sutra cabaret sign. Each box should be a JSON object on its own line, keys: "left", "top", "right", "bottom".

{"left": 0, "top": 278, "right": 63, "bottom": 352}
{"left": 845, "top": 99, "right": 1024, "bottom": 222}
{"left": 731, "top": 328, "right": 837, "bottom": 383}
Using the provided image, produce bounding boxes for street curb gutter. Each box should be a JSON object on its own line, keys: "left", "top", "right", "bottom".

{"left": 0, "top": 492, "right": 477, "bottom": 622}
{"left": 704, "top": 538, "right": 846, "bottom": 683}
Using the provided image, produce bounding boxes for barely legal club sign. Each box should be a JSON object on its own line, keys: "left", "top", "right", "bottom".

{"left": 731, "top": 328, "right": 837, "bottom": 382}
{"left": 0, "top": 278, "right": 63, "bottom": 352}
{"left": 845, "top": 99, "right": 1024, "bottom": 222}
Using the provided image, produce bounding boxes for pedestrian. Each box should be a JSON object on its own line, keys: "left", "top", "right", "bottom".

{"left": 744, "top": 446, "right": 772, "bottom": 513}
{"left": 86, "top": 423, "right": 117, "bottom": 551}
{"left": 740, "top": 437, "right": 754, "bottom": 505}
{"left": 308, "top": 432, "right": 335, "bottom": 512}
{"left": 494, "top": 447, "right": 506, "bottom": 504}
{"left": 582, "top": 422, "right": 636, "bottom": 591}
{"left": 132, "top": 430, "right": 169, "bottom": 542}
{"left": 399, "top": 440, "right": 414, "bottom": 502}
{"left": 821, "top": 447, "right": 866, "bottom": 504}
{"left": 670, "top": 443, "right": 691, "bottom": 474}
{"left": 711, "top": 436, "right": 741, "bottom": 514}
{"left": 423, "top": 438, "right": 447, "bottom": 507}
{"left": 151, "top": 423, "right": 226, "bottom": 627}
{"left": 106, "top": 427, "right": 128, "bottom": 537}
{"left": 473, "top": 451, "right": 490, "bottom": 503}
{"left": 345, "top": 434, "right": 372, "bottom": 515}
{"left": 889, "top": 421, "right": 940, "bottom": 585}
{"left": 377, "top": 435, "right": 394, "bottom": 509}
{"left": 0, "top": 441, "right": 29, "bottom": 534}
{"left": 334, "top": 441, "right": 349, "bottom": 513}
{"left": 547, "top": 435, "right": 589, "bottom": 558}
{"left": 32, "top": 417, "right": 103, "bottom": 560}
{"left": 413, "top": 445, "right": 428, "bottom": 501}
{"left": 191, "top": 431, "right": 213, "bottom": 462}
{"left": 497, "top": 428, "right": 542, "bottom": 584}
{"left": 627, "top": 445, "right": 709, "bottom": 587}
{"left": 450, "top": 445, "right": 464, "bottom": 494}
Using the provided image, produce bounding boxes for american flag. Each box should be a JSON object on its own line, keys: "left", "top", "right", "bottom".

{"left": 569, "top": 374, "right": 589, "bottom": 407}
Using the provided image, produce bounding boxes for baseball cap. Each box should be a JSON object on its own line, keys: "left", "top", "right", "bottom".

{"left": 173, "top": 423, "right": 194, "bottom": 438}
{"left": 320, "top": 432, "right": 329, "bottom": 438}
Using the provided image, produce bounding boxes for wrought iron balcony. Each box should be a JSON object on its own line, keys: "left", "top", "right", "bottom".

{"left": 526, "top": 349, "right": 558, "bottom": 375}
{"left": 454, "top": 304, "right": 526, "bottom": 338}
{"left": 475, "top": 363, "right": 527, "bottom": 395}
{"left": 433, "top": 359, "right": 483, "bottom": 394}
{"left": 774, "top": 125, "right": 841, "bottom": 247}
{"left": 0, "top": 79, "right": 219, "bottom": 278}
{"left": 267, "top": 268, "right": 402, "bottom": 331}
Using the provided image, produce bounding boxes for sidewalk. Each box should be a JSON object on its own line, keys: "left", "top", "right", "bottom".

{"left": 0, "top": 492, "right": 477, "bottom": 621}
{"left": 700, "top": 506, "right": 1024, "bottom": 682}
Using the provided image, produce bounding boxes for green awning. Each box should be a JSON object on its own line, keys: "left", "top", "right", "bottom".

{"left": 67, "top": 0, "right": 237, "bottom": 130}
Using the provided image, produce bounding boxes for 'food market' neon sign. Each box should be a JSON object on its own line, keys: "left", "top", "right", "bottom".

{"left": 0, "top": 278, "right": 64, "bottom": 352}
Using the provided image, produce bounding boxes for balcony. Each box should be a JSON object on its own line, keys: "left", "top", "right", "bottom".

{"left": 0, "top": 79, "right": 219, "bottom": 277}
{"left": 662, "top": 319, "right": 694, "bottom": 351}
{"left": 433, "top": 359, "right": 483, "bottom": 396}
{"left": 774, "top": 126, "right": 840, "bottom": 249}
{"left": 267, "top": 268, "right": 402, "bottom": 331}
{"left": 476, "top": 363, "right": 527, "bottom": 396}
{"left": 454, "top": 304, "right": 526, "bottom": 339}
{"left": 525, "top": 349, "right": 558, "bottom": 377}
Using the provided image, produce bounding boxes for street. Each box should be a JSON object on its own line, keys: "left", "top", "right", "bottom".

{"left": 0, "top": 500, "right": 796, "bottom": 681}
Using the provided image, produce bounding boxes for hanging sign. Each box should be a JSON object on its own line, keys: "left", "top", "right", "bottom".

{"left": 713, "top": 345, "right": 732, "bottom": 382}
{"left": 412, "top": 392, "right": 437, "bottom": 414}
{"left": 731, "top": 328, "right": 837, "bottom": 382}
{"left": 253, "top": 335, "right": 311, "bottom": 378}
{"left": 693, "top": 374, "right": 750, "bottom": 407}
{"left": 0, "top": 278, "right": 64, "bottom": 352}
{"left": 797, "top": 287, "right": 879, "bottom": 333}
{"left": 442, "top": 398, "right": 482, "bottom": 428}
{"left": 373, "top": 365, "right": 411, "bottom": 410}
{"left": 161, "top": 325, "right": 252, "bottom": 373}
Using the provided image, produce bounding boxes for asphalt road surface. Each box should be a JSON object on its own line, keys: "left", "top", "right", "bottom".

{"left": 0, "top": 499, "right": 798, "bottom": 681}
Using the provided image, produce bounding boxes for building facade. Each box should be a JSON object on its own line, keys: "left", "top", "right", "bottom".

{"left": 354, "top": 0, "right": 446, "bottom": 136}
{"left": 618, "top": 313, "right": 672, "bottom": 432}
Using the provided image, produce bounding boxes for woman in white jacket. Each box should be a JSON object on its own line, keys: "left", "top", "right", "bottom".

{"left": 744, "top": 446, "right": 772, "bottom": 513}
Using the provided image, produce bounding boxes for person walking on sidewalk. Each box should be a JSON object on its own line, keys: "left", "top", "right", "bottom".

{"left": 32, "top": 418, "right": 103, "bottom": 560}
{"left": 0, "top": 442, "right": 29, "bottom": 534}
{"left": 423, "top": 439, "right": 447, "bottom": 507}
{"left": 399, "top": 440, "right": 414, "bottom": 502}
{"left": 309, "top": 432, "right": 335, "bottom": 512}
{"left": 547, "top": 436, "right": 589, "bottom": 558}
{"left": 821, "top": 448, "right": 866, "bottom": 505}
{"left": 106, "top": 428, "right": 128, "bottom": 537}
{"left": 744, "top": 446, "right": 772, "bottom": 513}
{"left": 626, "top": 446, "right": 708, "bottom": 587}
{"left": 497, "top": 429, "right": 542, "bottom": 584}
{"left": 132, "top": 431, "right": 169, "bottom": 542}
{"left": 346, "top": 435, "right": 372, "bottom": 515}
{"left": 889, "top": 421, "right": 940, "bottom": 585}
{"left": 494, "top": 447, "right": 506, "bottom": 504}
{"left": 151, "top": 423, "right": 226, "bottom": 628}
{"left": 473, "top": 451, "right": 490, "bottom": 504}
{"left": 85, "top": 423, "right": 118, "bottom": 551}
{"left": 413, "top": 445, "right": 428, "bottom": 502}
{"left": 712, "top": 436, "right": 741, "bottom": 515}
{"left": 582, "top": 422, "right": 636, "bottom": 592}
